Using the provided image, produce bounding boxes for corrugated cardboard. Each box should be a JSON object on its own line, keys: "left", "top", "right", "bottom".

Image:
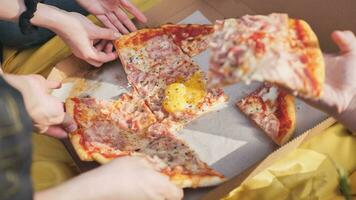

{"left": 47, "top": 0, "right": 356, "bottom": 199}
{"left": 201, "top": 118, "right": 337, "bottom": 200}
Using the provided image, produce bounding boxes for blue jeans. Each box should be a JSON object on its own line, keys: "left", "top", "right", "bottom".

{"left": 0, "top": 0, "right": 88, "bottom": 55}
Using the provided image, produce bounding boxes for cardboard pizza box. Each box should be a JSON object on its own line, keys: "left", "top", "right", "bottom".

{"left": 48, "top": 0, "right": 356, "bottom": 199}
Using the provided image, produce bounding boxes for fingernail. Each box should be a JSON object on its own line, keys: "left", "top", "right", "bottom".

{"left": 66, "top": 123, "right": 77, "bottom": 132}
{"left": 114, "top": 32, "right": 122, "bottom": 38}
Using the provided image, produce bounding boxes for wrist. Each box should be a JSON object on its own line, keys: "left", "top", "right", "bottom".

{"left": 0, "top": 0, "right": 26, "bottom": 21}
{"left": 30, "top": 3, "right": 69, "bottom": 33}
{"left": 335, "top": 94, "right": 356, "bottom": 132}
{"left": 2, "top": 74, "right": 28, "bottom": 93}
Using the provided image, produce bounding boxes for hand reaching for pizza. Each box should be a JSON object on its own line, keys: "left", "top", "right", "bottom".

{"left": 3, "top": 74, "right": 77, "bottom": 138}
{"left": 76, "top": 0, "right": 147, "bottom": 34}
{"left": 307, "top": 30, "right": 356, "bottom": 131}
{"left": 35, "top": 157, "right": 183, "bottom": 200}
{"left": 51, "top": 11, "right": 120, "bottom": 67}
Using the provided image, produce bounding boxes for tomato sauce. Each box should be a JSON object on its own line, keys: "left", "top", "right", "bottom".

{"left": 250, "top": 32, "right": 266, "bottom": 54}
{"left": 275, "top": 92, "right": 292, "bottom": 139}
{"left": 165, "top": 25, "right": 213, "bottom": 45}
{"left": 127, "top": 29, "right": 165, "bottom": 46}
{"left": 294, "top": 20, "right": 307, "bottom": 46}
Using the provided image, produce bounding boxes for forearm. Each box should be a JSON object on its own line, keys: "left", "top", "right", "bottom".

{"left": 34, "top": 183, "right": 78, "bottom": 200}
{"left": 34, "top": 172, "right": 98, "bottom": 200}
{"left": 0, "top": 1, "right": 69, "bottom": 34}
{"left": 0, "top": 0, "right": 26, "bottom": 21}
{"left": 30, "top": 3, "right": 70, "bottom": 33}
{"left": 2, "top": 74, "right": 28, "bottom": 93}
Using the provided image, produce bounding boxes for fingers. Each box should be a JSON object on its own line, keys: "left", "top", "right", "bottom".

{"left": 152, "top": 173, "right": 183, "bottom": 200}
{"left": 61, "top": 113, "right": 78, "bottom": 133}
{"left": 162, "top": 181, "right": 183, "bottom": 200}
{"left": 114, "top": 8, "right": 136, "bottom": 32}
{"left": 46, "top": 80, "right": 62, "bottom": 89}
{"left": 91, "top": 47, "right": 118, "bottom": 65}
{"left": 46, "top": 125, "right": 68, "bottom": 138}
{"left": 93, "top": 26, "right": 121, "bottom": 41}
{"left": 87, "top": 58, "right": 104, "bottom": 67}
{"left": 120, "top": 0, "right": 148, "bottom": 23}
{"left": 37, "top": 114, "right": 77, "bottom": 139}
{"left": 95, "top": 40, "right": 108, "bottom": 52}
{"left": 104, "top": 42, "right": 114, "bottom": 54}
{"left": 97, "top": 14, "right": 120, "bottom": 33}
{"left": 107, "top": 12, "right": 129, "bottom": 34}
{"left": 331, "top": 30, "right": 356, "bottom": 53}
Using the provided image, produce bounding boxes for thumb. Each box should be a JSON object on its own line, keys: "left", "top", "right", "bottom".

{"left": 46, "top": 125, "right": 68, "bottom": 138}
{"left": 94, "top": 26, "right": 121, "bottom": 41}
{"left": 61, "top": 113, "right": 78, "bottom": 133}
{"left": 331, "top": 30, "right": 356, "bottom": 53}
{"left": 46, "top": 80, "right": 62, "bottom": 89}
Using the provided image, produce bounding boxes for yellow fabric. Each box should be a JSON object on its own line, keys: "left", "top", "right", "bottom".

{"left": 1, "top": 0, "right": 160, "bottom": 191}
{"left": 31, "top": 134, "right": 79, "bottom": 191}
{"left": 350, "top": 171, "right": 356, "bottom": 194}
{"left": 224, "top": 123, "right": 356, "bottom": 200}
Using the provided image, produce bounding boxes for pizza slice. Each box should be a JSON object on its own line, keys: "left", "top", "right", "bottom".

{"left": 66, "top": 92, "right": 157, "bottom": 133}
{"left": 162, "top": 24, "right": 214, "bottom": 56}
{"left": 115, "top": 28, "right": 194, "bottom": 96}
{"left": 65, "top": 98, "right": 225, "bottom": 188}
{"left": 236, "top": 84, "right": 296, "bottom": 145}
{"left": 115, "top": 26, "right": 228, "bottom": 130}
{"left": 208, "top": 13, "right": 324, "bottom": 98}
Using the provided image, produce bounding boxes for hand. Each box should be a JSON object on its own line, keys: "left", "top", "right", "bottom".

{"left": 35, "top": 157, "right": 183, "bottom": 200}
{"left": 3, "top": 74, "right": 77, "bottom": 138}
{"left": 307, "top": 31, "right": 356, "bottom": 113}
{"left": 317, "top": 31, "right": 356, "bottom": 113}
{"left": 306, "top": 31, "right": 356, "bottom": 132}
{"left": 52, "top": 11, "right": 121, "bottom": 67}
{"left": 76, "top": 0, "right": 147, "bottom": 34}
{"left": 31, "top": 4, "right": 121, "bottom": 67}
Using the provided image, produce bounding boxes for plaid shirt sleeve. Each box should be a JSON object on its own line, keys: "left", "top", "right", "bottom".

{"left": 0, "top": 76, "right": 33, "bottom": 200}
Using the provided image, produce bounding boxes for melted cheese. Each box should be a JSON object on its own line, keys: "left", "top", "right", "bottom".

{"left": 261, "top": 86, "right": 279, "bottom": 102}
{"left": 163, "top": 72, "right": 207, "bottom": 113}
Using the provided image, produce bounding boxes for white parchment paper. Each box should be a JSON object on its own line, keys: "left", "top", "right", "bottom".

{"left": 52, "top": 11, "right": 328, "bottom": 200}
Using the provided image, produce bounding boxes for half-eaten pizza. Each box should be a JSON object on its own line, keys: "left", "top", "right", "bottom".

{"left": 208, "top": 13, "right": 325, "bottom": 99}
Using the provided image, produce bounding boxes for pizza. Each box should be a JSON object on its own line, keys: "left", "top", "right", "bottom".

{"left": 114, "top": 24, "right": 228, "bottom": 130}
{"left": 208, "top": 13, "right": 325, "bottom": 98}
{"left": 64, "top": 23, "right": 228, "bottom": 188}
{"left": 65, "top": 97, "right": 225, "bottom": 188}
{"left": 236, "top": 84, "right": 296, "bottom": 145}
{"left": 162, "top": 24, "right": 214, "bottom": 56}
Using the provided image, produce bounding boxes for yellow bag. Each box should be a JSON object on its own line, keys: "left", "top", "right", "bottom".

{"left": 223, "top": 124, "right": 356, "bottom": 200}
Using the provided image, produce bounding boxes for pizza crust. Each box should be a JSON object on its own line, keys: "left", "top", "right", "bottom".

{"left": 92, "top": 153, "right": 115, "bottom": 164}
{"left": 65, "top": 98, "right": 75, "bottom": 118}
{"left": 70, "top": 133, "right": 94, "bottom": 161}
{"left": 170, "top": 173, "right": 225, "bottom": 188}
{"left": 66, "top": 98, "right": 93, "bottom": 161}
{"left": 289, "top": 19, "right": 325, "bottom": 98}
{"left": 277, "top": 94, "right": 296, "bottom": 145}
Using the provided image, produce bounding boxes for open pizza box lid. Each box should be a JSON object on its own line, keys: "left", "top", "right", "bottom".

{"left": 48, "top": 0, "right": 355, "bottom": 199}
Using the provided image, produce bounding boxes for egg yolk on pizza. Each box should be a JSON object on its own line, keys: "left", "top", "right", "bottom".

{"left": 163, "top": 72, "right": 206, "bottom": 113}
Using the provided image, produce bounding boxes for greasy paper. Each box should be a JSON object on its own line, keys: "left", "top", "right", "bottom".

{"left": 49, "top": 11, "right": 328, "bottom": 200}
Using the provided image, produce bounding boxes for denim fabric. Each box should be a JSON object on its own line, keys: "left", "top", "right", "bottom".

{"left": 0, "top": 77, "right": 33, "bottom": 200}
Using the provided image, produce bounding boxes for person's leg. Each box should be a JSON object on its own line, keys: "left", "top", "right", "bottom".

{"left": 0, "top": 0, "right": 88, "bottom": 49}
{"left": 31, "top": 134, "right": 79, "bottom": 191}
